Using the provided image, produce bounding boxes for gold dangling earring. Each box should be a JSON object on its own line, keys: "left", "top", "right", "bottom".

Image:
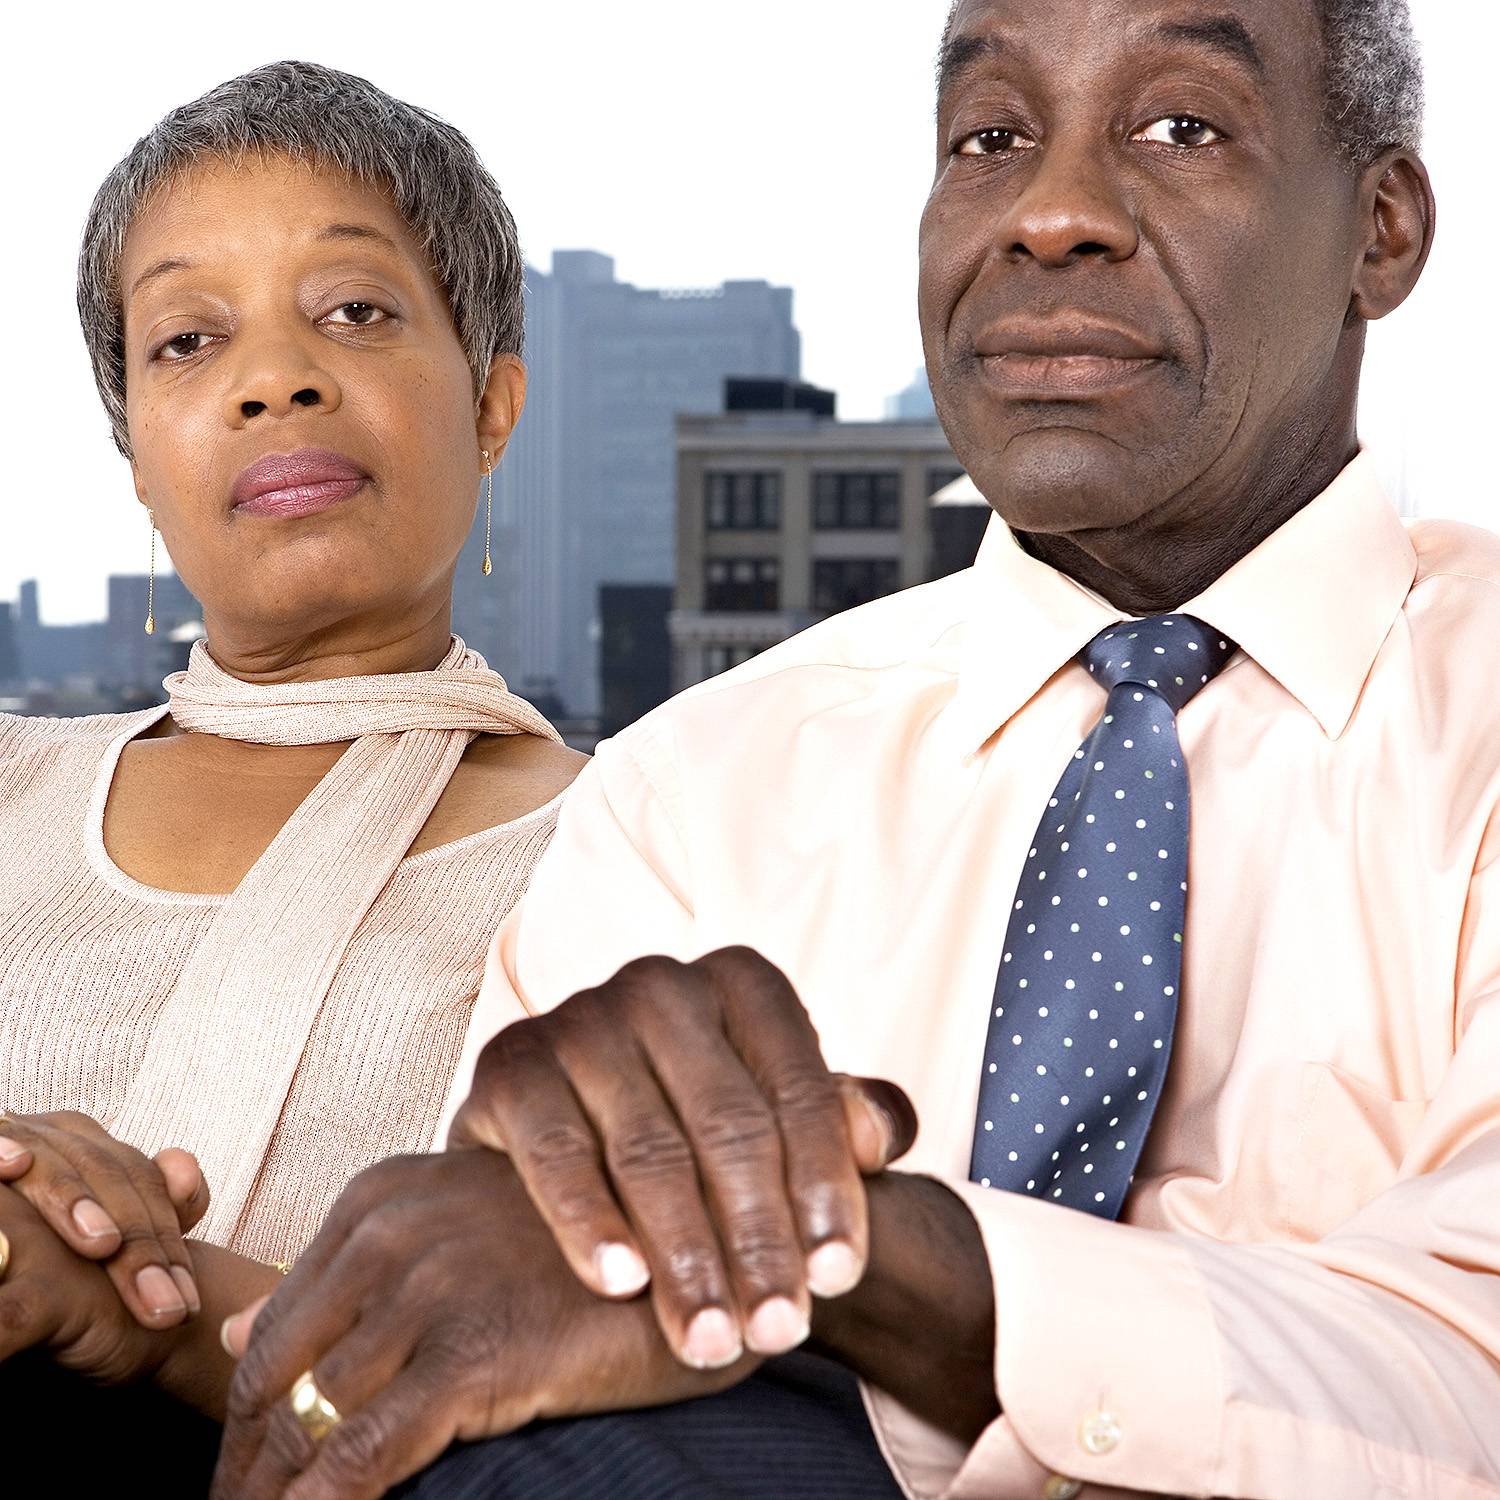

{"left": 144, "top": 510, "right": 157, "bottom": 635}
{"left": 480, "top": 449, "right": 493, "bottom": 577}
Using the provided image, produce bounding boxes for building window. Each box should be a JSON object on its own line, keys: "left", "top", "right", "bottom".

{"left": 703, "top": 644, "right": 761, "bottom": 679}
{"left": 813, "top": 558, "right": 901, "bottom": 615}
{"left": 705, "top": 557, "right": 781, "bottom": 612}
{"left": 706, "top": 472, "right": 781, "bottom": 531}
{"left": 813, "top": 472, "right": 901, "bottom": 530}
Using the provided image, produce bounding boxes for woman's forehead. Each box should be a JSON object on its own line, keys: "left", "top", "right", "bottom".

{"left": 121, "top": 152, "right": 421, "bottom": 291}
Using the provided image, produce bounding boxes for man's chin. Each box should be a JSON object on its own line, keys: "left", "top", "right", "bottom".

{"left": 961, "top": 425, "right": 1169, "bottom": 536}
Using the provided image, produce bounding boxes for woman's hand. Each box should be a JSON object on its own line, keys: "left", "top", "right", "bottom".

{"left": 448, "top": 946, "right": 917, "bottom": 1370}
{"left": 0, "top": 1111, "right": 207, "bottom": 1328}
{"left": 0, "top": 1183, "right": 173, "bottom": 1385}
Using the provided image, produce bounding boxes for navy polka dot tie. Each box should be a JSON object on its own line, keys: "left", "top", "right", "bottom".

{"left": 969, "top": 615, "right": 1237, "bottom": 1218}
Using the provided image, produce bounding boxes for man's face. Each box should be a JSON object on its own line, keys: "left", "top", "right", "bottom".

{"left": 920, "top": 0, "right": 1364, "bottom": 535}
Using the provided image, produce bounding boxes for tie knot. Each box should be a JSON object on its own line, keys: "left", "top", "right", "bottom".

{"left": 1082, "top": 614, "right": 1236, "bottom": 712}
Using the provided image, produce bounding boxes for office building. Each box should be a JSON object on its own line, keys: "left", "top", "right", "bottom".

{"left": 474, "top": 251, "right": 801, "bottom": 720}
{"left": 671, "top": 381, "right": 981, "bottom": 691}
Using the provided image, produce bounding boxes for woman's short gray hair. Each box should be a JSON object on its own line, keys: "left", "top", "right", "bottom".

{"left": 78, "top": 59, "right": 525, "bottom": 460}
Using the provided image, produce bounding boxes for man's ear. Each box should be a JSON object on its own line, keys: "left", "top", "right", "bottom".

{"left": 1350, "top": 149, "right": 1436, "bottom": 322}
{"left": 476, "top": 353, "right": 528, "bottom": 466}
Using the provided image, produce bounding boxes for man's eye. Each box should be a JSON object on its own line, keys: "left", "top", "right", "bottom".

{"left": 324, "top": 302, "right": 388, "bottom": 327}
{"left": 1134, "top": 116, "right": 1224, "bottom": 147}
{"left": 956, "top": 127, "right": 1037, "bottom": 156}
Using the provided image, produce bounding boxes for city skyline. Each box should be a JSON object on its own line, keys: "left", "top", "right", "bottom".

{"left": 5, "top": 0, "right": 1493, "bottom": 624}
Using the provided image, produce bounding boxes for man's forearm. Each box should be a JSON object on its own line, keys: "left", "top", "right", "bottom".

{"left": 810, "top": 1171, "right": 999, "bottom": 1442}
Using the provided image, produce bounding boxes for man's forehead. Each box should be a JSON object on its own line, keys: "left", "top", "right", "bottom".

{"left": 942, "top": 0, "right": 1315, "bottom": 65}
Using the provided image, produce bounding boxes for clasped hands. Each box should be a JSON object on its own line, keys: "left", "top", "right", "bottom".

{"left": 214, "top": 947, "right": 921, "bottom": 1499}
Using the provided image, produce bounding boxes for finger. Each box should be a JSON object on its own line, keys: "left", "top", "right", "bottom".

{"left": 232, "top": 1310, "right": 418, "bottom": 1500}
{"left": 617, "top": 987, "right": 813, "bottom": 1354}
{"left": 221, "top": 1292, "right": 273, "bottom": 1360}
{"left": 6, "top": 1118, "right": 194, "bottom": 1326}
{"left": 547, "top": 1010, "right": 741, "bottom": 1369}
{"left": 284, "top": 1360, "right": 483, "bottom": 1500}
{"left": 839, "top": 1075, "right": 920, "bottom": 1172}
{"left": 215, "top": 1212, "right": 363, "bottom": 1497}
{"left": 155, "top": 1147, "right": 211, "bottom": 1231}
{"left": 699, "top": 949, "right": 868, "bottom": 1300}
{"left": 0, "top": 1136, "right": 33, "bottom": 1178}
{"left": 471, "top": 1024, "right": 650, "bottom": 1300}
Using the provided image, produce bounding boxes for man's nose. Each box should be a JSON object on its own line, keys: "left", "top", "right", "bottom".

{"left": 222, "top": 334, "right": 343, "bottom": 428}
{"left": 997, "top": 135, "right": 1139, "bottom": 268}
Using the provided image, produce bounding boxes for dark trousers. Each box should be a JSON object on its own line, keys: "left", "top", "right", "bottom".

{"left": 1, "top": 1352, "right": 899, "bottom": 1499}
{"left": 396, "top": 1354, "right": 902, "bottom": 1500}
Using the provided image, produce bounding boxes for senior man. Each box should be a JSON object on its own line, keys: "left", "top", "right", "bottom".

{"left": 216, "top": 1, "right": 1500, "bottom": 1497}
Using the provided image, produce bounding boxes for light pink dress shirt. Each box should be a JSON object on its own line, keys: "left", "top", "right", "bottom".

{"left": 445, "top": 453, "right": 1500, "bottom": 1500}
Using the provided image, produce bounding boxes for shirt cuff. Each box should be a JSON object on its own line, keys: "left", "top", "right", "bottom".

{"left": 942, "top": 1179, "right": 1228, "bottom": 1498}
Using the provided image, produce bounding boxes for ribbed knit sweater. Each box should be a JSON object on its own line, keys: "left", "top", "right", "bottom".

{"left": 0, "top": 705, "right": 559, "bottom": 1266}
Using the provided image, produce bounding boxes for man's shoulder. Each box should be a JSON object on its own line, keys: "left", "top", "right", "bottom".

{"left": 607, "top": 570, "right": 972, "bottom": 776}
{"left": 1407, "top": 516, "right": 1500, "bottom": 597}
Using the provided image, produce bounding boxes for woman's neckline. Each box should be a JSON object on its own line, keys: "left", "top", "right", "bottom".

{"left": 84, "top": 709, "right": 565, "bottom": 905}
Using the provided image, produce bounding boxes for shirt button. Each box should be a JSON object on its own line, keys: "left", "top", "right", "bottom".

{"left": 1043, "top": 1477, "right": 1084, "bottom": 1499}
{"left": 1078, "top": 1409, "right": 1123, "bottom": 1456}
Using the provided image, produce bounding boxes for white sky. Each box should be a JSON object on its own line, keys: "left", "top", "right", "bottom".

{"left": 4, "top": 0, "right": 1494, "bottom": 623}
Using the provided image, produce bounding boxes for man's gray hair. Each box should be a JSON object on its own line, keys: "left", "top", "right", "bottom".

{"left": 77, "top": 59, "right": 524, "bottom": 460}
{"left": 939, "top": 0, "right": 1424, "bottom": 166}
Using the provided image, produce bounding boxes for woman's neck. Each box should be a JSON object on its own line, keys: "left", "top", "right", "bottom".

{"left": 195, "top": 607, "right": 455, "bottom": 686}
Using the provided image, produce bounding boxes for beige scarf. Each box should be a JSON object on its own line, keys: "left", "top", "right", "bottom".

{"left": 110, "top": 637, "right": 561, "bottom": 1246}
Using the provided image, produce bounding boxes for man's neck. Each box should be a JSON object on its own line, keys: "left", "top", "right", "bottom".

{"left": 1014, "top": 426, "right": 1360, "bottom": 616}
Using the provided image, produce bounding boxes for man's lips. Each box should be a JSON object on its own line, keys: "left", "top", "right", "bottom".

{"left": 230, "top": 448, "right": 370, "bottom": 518}
{"left": 972, "top": 317, "right": 1168, "bottom": 399}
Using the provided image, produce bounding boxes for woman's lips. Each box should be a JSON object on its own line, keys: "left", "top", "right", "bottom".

{"left": 230, "top": 447, "right": 369, "bottom": 518}
{"left": 232, "top": 477, "right": 366, "bottom": 518}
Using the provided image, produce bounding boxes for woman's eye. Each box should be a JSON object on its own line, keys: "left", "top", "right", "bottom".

{"left": 324, "top": 302, "right": 388, "bottom": 327}
{"left": 1135, "top": 115, "right": 1224, "bottom": 147}
{"left": 157, "top": 332, "right": 210, "bottom": 361}
{"left": 956, "top": 126, "right": 1037, "bottom": 156}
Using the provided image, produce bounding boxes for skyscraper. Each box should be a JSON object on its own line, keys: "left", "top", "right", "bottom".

{"left": 458, "top": 251, "right": 800, "bottom": 718}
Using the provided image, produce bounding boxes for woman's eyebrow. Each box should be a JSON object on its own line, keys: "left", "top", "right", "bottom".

{"left": 129, "top": 222, "right": 405, "bottom": 303}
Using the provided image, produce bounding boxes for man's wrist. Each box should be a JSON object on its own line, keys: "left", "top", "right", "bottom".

{"left": 810, "top": 1170, "right": 999, "bottom": 1441}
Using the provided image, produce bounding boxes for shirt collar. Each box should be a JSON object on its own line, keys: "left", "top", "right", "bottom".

{"left": 943, "top": 451, "right": 1417, "bottom": 759}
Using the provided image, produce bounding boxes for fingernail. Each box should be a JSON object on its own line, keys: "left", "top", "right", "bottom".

{"left": 71, "top": 1199, "right": 118, "bottom": 1241}
{"left": 0, "top": 1137, "right": 27, "bottom": 1166}
{"left": 806, "top": 1241, "right": 863, "bottom": 1299}
{"left": 220, "top": 1313, "right": 248, "bottom": 1359}
{"left": 595, "top": 1242, "right": 650, "bottom": 1298}
{"left": 682, "top": 1308, "right": 742, "bottom": 1370}
{"left": 862, "top": 1098, "right": 896, "bottom": 1165}
{"left": 170, "top": 1265, "right": 202, "bottom": 1315}
{"left": 746, "top": 1296, "right": 811, "bottom": 1355}
{"left": 136, "top": 1265, "right": 187, "bottom": 1318}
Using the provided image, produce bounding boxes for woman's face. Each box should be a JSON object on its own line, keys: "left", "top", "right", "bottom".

{"left": 120, "top": 151, "right": 523, "bottom": 651}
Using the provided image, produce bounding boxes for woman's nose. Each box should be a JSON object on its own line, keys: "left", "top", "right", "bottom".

{"left": 223, "top": 340, "right": 343, "bottom": 428}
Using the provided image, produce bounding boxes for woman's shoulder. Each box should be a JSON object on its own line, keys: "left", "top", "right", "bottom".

{"left": 0, "top": 706, "right": 165, "bottom": 763}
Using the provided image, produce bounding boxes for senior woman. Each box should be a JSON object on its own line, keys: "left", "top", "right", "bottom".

{"left": 0, "top": 58, "right": 586, "bottom": 1479}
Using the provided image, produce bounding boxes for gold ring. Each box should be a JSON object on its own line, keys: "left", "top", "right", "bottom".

{"left": 290, "top": 1369, "right": 342, "bottom": 1441}
{"left": 0, "top": 1228, "right": 10, "bottom": 1281}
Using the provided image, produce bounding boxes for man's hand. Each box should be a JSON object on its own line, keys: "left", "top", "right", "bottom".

{"left": 448, "top": 947, "right": 917, "bottom": 1369}
{"left": 0, "top": 1111, "right": 207, "bottom": 1327}
{"left": 213, "top": 1151, "right": 756, "bottom": 1500}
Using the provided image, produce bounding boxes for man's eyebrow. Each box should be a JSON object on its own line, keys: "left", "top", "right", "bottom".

{"left": 128, "top": 223, "right": 403, "bottom": 302}
{"left": 1153, "top": 16, "right": 1268, "bottom": 79}
{"left": 937, "top": 32, "right": 1007, "bottom": 98}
